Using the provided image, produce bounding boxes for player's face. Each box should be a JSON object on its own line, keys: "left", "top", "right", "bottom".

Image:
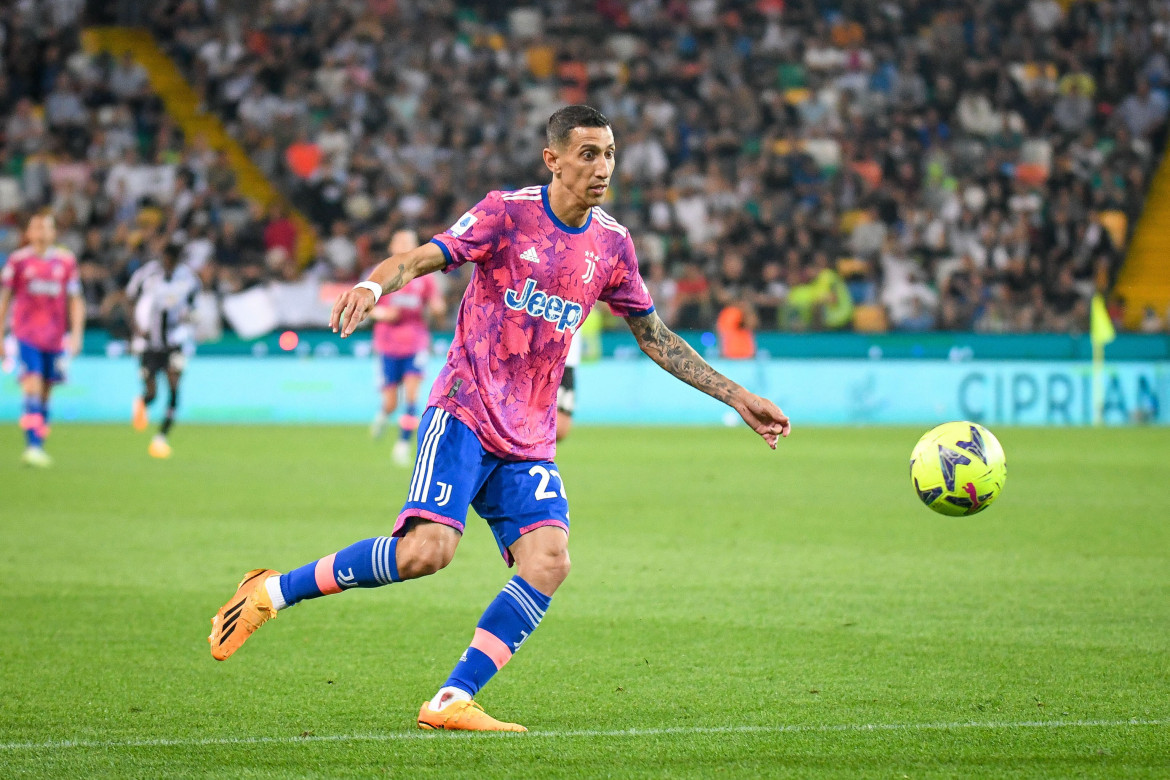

{"left": 551, "top": 126, "right": 616, "bottom": 207}
{"left": 26, "top": 216, "right": 55, "bottom": 248}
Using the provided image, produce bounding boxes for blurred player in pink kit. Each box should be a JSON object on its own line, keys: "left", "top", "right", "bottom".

{"left": 369, "top": 229, "right": 445, "bottom": 466}
{"left": 0, "top": 214, "right": 85, "bottom": 468}
{"left": 209, "top": 107, "right": 790, "bottom": 731}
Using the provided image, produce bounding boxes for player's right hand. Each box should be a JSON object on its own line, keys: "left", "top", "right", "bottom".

{"left": 331, "top": 287, "right": 377, "bottom": 338}
{"left": 733, "top": 392, "right": 791, "bottom": 449}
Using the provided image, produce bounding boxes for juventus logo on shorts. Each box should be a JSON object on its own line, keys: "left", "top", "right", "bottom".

{"left": 435, "top": 482, "right": 453, "bottom": 507}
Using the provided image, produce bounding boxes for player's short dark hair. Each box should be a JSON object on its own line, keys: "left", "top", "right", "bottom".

{"left": 546, "top": 105, "right": 611, "bottom": 149}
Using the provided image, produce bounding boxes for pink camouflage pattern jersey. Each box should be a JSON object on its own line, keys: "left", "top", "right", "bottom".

{"left": 1, "top": 244, "right": 79, "bottom": 353}
{"left": 428, "top": 184, "right": 654, "bottom": 461}
{"left": 372, "top": 274, "right": 442, "bottom": 358}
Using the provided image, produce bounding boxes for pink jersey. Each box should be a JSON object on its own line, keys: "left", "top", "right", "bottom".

{"left": 429, "top": 185, "right": 655, "bottom": 460}
{"left": 1, "top": 245, "right": 79, "bottom": 352}
{"left": 373, "top": 274, "right": 441, "bottom": 357}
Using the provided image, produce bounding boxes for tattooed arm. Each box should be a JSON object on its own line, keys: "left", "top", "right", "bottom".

{"left": 331, "top": 241, "right": 447, "bottom": 337}
{"left": 626, "top": 312, "right": 791, "bottom": 448}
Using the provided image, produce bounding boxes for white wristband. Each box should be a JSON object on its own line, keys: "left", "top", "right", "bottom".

{"left": 353, "top": 280, "right": 382, "bottom": 305}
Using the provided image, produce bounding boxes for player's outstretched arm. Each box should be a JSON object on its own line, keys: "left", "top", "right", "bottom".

{"left": 331, "top": 242, "right": 446, "bottom": 338}
{"left": 625, "top": 312, "right": 791, "bottom": 448}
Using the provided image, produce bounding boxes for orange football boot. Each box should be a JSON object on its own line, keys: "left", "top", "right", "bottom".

{"left": 417, "top": 699, "right": 527, "bottom": 732}
{"left": 148, "top": 435, "right": 172, "bottom": 459}
{"left": 208, "top": 569, "right": 279, "bottom": 660}
{"left": 132, "top": 398, "right": 149, "bottom": 431}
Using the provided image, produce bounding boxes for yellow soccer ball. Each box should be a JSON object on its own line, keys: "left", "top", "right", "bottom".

{"left": 910, "top": 421, "right": 1007, "bottom": 516}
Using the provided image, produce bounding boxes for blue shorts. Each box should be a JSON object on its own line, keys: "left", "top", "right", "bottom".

{"left": 380, "top": 353, "right": 424, "bottom": 386}
{"left": 393, "top": 406, "right": 570, "bottom": 566}
{"left": 16, "top": 340, "right": 65, "bottom": 384}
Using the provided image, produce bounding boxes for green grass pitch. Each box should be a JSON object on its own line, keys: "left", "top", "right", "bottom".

{"left": 1, "top": 423, "right": 1168, "bottom": 778}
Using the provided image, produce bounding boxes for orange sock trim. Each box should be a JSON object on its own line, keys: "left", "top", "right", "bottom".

{"left": 19, "top": 413, "right": 44, "bottom": 432}
{"left": 469, "top": 627, "right": 513, "bottom": 670}
{"left": 314, "top": 554, "right": 342, "bottom": 595}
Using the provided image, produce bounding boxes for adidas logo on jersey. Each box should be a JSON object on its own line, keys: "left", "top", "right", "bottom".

{"left": 504, "top": 278, "right": 584, "bottom": 332}
{"left": 520, "top": 247, "right": 540, "bottom": 263}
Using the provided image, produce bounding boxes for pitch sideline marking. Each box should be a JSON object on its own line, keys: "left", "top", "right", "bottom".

{"left": 0, "top": 719, "right": 1166, "bottom": 751}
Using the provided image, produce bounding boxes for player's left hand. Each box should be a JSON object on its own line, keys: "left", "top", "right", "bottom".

{"left": 331, "top": 287, "right": 376, "bottom": 338}
{"left": 68, "top": 333, "right": 83, "bottom": 357}
{"left": 732, "top": 392, "right": 791, "bottom": 449}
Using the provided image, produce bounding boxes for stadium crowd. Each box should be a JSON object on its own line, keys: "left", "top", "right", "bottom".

{"left": 3, "top": 0, "right": 1170, "bottom": 339}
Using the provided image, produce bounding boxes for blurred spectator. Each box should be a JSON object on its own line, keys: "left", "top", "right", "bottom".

{"left": 109, "top": 51, "right": 151, "bottom": 104}
{"left": 1140, "top": 306, "right": 1164, "bottom": 334}
{"left": 716, "top": 300, "right": 757, "bottom": 359}
{"left": 643, "top": 261, "right": 678, "bottom": 328}
{"left": 0, "top": 0, "right": 1165, "bottom": 342}
{"left": 323, "top": 220, "right": 358, "bottom": 281}
{"left": 674, "top": 262, "right": 712, "bottom": 330}
{"left": 898, "top": 298, "right": 938, "bottom": 333}
{"left": 1115, "top": 79, "right": 1169, "bottom": 141}
{"left": 753, "top": 262, "right": 788, "bottom": 328}
{"left": 262, "top": 204, "right": 296, "bottom": 257}
{"left": 809, "top": 254, "right": 854, "bottom": 331}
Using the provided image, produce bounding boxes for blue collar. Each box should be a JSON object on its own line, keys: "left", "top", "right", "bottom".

{"left": 541, "top": 185, "right": 592, "bottom": 234}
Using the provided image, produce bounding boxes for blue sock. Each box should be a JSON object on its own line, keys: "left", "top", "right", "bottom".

{"left": 399, "top": 400, "right": 418, "bottom": 441}
{"left": 21, "top": 397, "right": 44, "bottom": 447}
{"left": 444, "top": 576, "right": 551, "bottom": 697}
{"left": 278, "top": 536, "right": 399, "bottom": 608}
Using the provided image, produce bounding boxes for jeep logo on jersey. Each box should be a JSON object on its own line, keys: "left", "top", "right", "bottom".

{"left": 27, "top": 279, "right": 63, "bottom": 296}
{"left": 504, "top": 278, "right": 584, "bottom": 332}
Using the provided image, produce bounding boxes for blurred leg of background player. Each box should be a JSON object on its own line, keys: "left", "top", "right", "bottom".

{"left": 393, "top": 366, "right": 423, "bottom": 464}
{"left": 370, "top": 356, "right": 423, "bottom": 466}
{"left": 149, "top": 358, "right": 184, "bottom": 459}
{"left": 556, "top": 327, "right": 581, "bottom": 442}
{"left": 135, "top": 350, "right": 183, "bottom": 458}
{"left": 17, "top": 344, "right": 58, "bottom": 467}
{"left": 132, "top": 352, "right": 158, "bottom": 433}
{"left": 555, "top": 365, "right": 574, "bottom": 442}
{"left": 369, "top": 366, "right": 400, "bottom": 439}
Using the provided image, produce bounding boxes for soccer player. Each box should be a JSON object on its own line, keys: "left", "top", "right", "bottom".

{"left": 0, "top": 214, "right": 84, "bottom": 468}
{"left": 209, "top": 106, "right": 790, "bottom": 732}
{"left": 127, "top": 241, "right": 201, "bottom": 458}
{"left": 368, "top": 229, "right": 445, "bottom": 466}
{"left": 556, "top": 328, "right": 581, "bottom": 441}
